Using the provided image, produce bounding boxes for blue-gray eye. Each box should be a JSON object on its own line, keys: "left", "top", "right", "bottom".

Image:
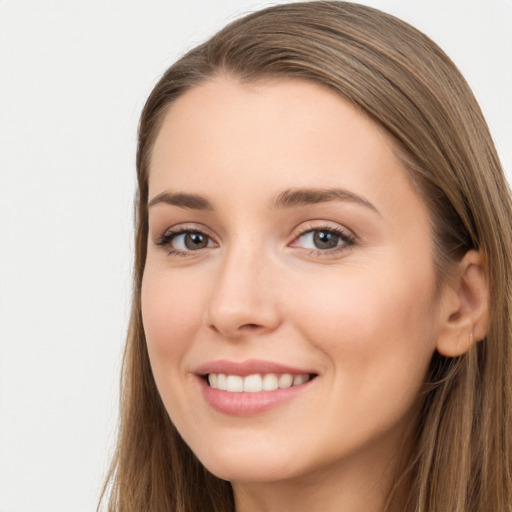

{"left": 298, "top": 229, "right": 344, "bottom": 250}
{"left": 312, "top": 230, "right": 340, "bottom": 249}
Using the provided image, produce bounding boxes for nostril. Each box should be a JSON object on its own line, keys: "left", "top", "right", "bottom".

{"left": 238, "top": 323, "right": 263, "bottom": 332}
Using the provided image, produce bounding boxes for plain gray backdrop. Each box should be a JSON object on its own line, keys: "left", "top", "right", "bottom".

{"left": 0, "top": 1, "right": 510, "bottom": 511}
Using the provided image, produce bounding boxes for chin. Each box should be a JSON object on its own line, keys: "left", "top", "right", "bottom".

{"left": 193, "top": 441, "right": 305, "bottom": 483}
{"left": 204, "top": 459, "right": 298, "bottom": 484}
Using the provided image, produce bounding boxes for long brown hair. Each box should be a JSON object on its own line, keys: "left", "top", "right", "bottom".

{"left": 100, "top": 2, "right": 512, "bottom": 511}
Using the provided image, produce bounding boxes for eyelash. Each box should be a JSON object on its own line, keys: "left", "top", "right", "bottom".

{"left": 291, "top": 224, "right": 356, "bottom": 256}
{"left": 155, "top": 224, "right": 356, "bottom": 258}
{"left": 155, "top": 225, "right": 216, "bottom": 257}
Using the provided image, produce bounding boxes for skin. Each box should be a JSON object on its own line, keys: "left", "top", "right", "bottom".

{"left": 141, "top": 76, "right": 479, "bottom": 511}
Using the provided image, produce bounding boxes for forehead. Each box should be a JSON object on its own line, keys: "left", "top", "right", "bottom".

{"left": 149, "top": 76, "right": 426, "bottom": 220}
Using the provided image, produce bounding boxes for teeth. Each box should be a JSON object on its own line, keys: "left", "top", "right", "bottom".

{"left": 243, "top": 374, "right": 263, "bottom": 393}
{"left": 208, "top": 373, "right": 218, "bottom": 388}
{"left": 293, "top": 374, "right": 308, "bottom": 386}
{"left": 278, "top": 374, "right": 293, "bottom": 388}
{"left": 208, "top": 373, "right": 311, "bottom": 392}
{"left": 262, "top": 373, "right": 278, "bottom": 391}
{"left": 217, "top": 373, "right": 227, "bottom": 391}
{"left": 226, "top": 375, "right": 243, "bottom": 392}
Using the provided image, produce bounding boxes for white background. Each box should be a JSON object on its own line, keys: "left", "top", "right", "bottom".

{"left": 0, "top": 1, "right": 510, "bottom": 511}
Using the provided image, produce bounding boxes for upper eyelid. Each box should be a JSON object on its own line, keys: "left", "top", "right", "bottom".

{"left": 156, "top": 221, "right": 353, "bottom": 237}
{"left": 158, "top": 223, "right": 216, "bottom": 238}
{"left": 153, "top": 221, "right": 357, "bottom": 250}
{"left": 291, "top": 221, "right": 356, "bottom": 239}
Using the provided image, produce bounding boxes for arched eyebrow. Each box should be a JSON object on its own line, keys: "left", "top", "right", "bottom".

{"left": 270, "top": 188, "right": 380, "bottom": 214}
{"left": 148, "top": 187, "right": 379, "bottom": 215}
{"left": 148, "top": 191, "right": 213, "bottom": 210}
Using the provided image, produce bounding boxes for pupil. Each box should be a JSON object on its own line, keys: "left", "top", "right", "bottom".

{"left": 185, "top": 233, "right": 208, "bottom": 250}
{"left": 313, "top": 231, "right": 339, "bottom": 249}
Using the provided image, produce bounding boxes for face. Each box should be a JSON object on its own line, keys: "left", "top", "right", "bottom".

{"left": 142, "top": 77, "right": 443, "bottom": 486}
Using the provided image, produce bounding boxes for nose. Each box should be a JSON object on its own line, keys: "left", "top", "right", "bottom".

{"left": 205, "top": 246, "right": 282, "bottom": 339}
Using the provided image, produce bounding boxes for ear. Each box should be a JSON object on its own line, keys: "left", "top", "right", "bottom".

{"left": 436, "top": 250, "right": 489, "bottom": 358}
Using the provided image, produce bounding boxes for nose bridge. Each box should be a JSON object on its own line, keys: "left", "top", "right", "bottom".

{"left": 205, "top": 233, "right": 280, "bottom": 338}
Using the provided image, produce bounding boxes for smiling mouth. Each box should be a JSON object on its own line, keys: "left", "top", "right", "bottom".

{"left": 206, "top": 373, "right": 316, "bottom": 392}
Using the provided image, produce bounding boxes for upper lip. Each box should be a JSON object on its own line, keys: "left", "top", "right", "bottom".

{"left": 195, "top": 359, "right": 316, "bottom": 377}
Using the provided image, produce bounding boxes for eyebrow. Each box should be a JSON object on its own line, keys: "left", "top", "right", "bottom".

{"left": 270, "top": 188, "right": 379, "bottom": 214}
{"left": 147, "top": 187, "right": 379, "bottom": 214}
{"left": 148, "top": 191, "right": 213, "bottom": 210}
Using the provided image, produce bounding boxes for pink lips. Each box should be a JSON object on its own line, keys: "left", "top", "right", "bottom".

{"left": 195, "top": 359, "right": 314, "bottom": 377}
{"left": 195, "top": 359, "right": 316, "bottom": 416}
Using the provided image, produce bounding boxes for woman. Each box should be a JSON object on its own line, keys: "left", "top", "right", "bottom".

{"left": 100, "top": 2, "right": 512, "bottom": 511}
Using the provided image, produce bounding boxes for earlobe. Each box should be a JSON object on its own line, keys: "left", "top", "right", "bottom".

{"left": 435, "top": 250, "right": 489, "bottom": 358}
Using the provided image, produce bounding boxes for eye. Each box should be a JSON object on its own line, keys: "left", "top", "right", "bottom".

{"left": 155, "top": 228, "right": 217, "bottom": 255}
{"left": 291, "top": 226, "right": 355, "bottom": 254}
{"left": 299, "top": 230, "right": 340, "bottom": 250}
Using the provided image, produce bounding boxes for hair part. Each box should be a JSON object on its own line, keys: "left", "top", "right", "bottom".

{"left": 100, "top": 2, "right": 512, "bottom": 511}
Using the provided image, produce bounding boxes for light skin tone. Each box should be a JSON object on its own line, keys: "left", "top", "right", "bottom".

{"left": 141, "top": 76, "right": 489, "bottom": 512}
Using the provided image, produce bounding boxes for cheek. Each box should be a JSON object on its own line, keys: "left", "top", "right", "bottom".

{"left": 286, "top": 265, "right": 438, "bottom": 448}
{"left": 141, "top": 266, "right": 205, "bottom": 361}
{"left": 288, "top": 263, "right": 437, "bottom": 382}
{"left": 141, "top": 266, "right": 211, "bottom": 426}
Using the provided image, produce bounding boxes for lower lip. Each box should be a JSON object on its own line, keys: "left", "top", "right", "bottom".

{"left": 198, "top": 377, "right": 315, "bottom": 416}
